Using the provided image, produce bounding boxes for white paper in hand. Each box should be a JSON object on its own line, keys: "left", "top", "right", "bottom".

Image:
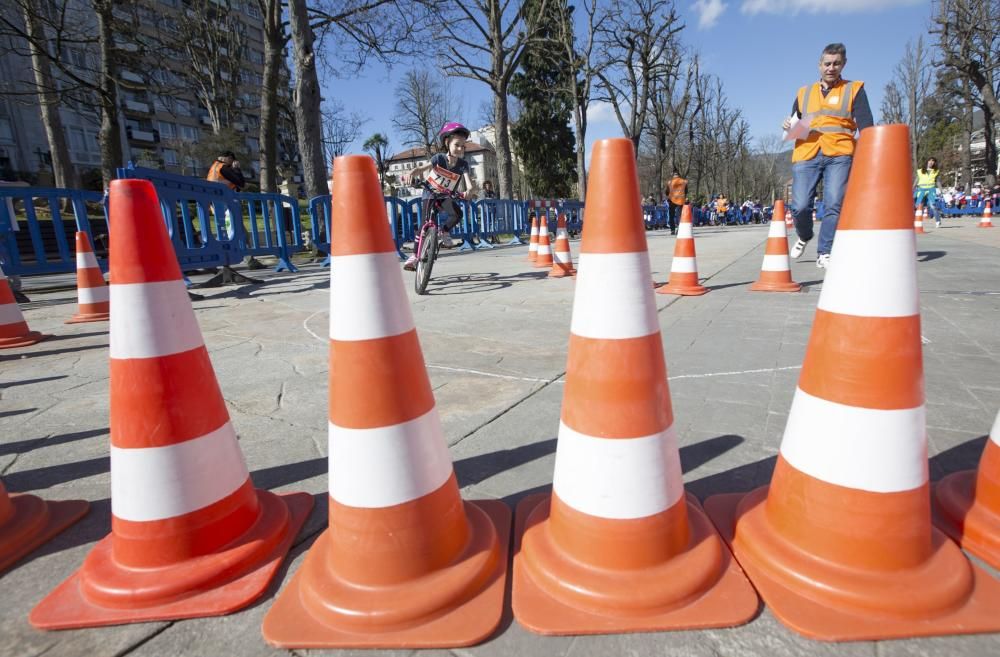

{"left": 783, "top": 113, "right": 815, "bottom": 141}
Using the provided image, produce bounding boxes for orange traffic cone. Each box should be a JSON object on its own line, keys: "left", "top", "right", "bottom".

{"left": 262, "top": 155, "right": 510, "bottom": 649}
{"left": 980, "top": 200, "right": 994, "bottom": 228}
{"left": 0, "top": 265, "right": 50, "bottom": 348}
{"left": 750, "top": 199, "right": 800, "bottom": 292}
{"left": 30, "top": 180, "right": 313, "bottom": 630}
{"left": 657, "top": 205, "right": 707, "bottom": 295}
{"left": 934, "top": 409, "right": 1000, "bottom": 570}
{"left": 67, "top": 231, "right": 110, "bottom": 323}
{"left": 534, "top": 218, "right": 554, "bottom": 269}
{"left": 914, "top": 205, "right": 925, "bottom": 234}
{"left": 527, "top": 213, "right": 539, "bottom": 260}
{"left": 512, "top": 139, "right": 757, "bottom": 636}
{"left": 704, "top": 125, "right": 1000, "bottom": 642}
{"left": 0, "top": 480, "right": 88, "bottom": 573}
{"left": 548, "top": 214, "right": 576, "bottom": 278}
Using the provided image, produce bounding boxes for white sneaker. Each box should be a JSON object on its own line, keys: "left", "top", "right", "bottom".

{"left": 816, "top": 253, "right": 830, "bottom": 269}
{"left": 790, "top": 238, "right": 809, "bottom": 259}
{"left": 439, "top": 233, "right": 454, "bottom": 248}
{"left": 935, "top": 221, "right": 941, "bottom": 228}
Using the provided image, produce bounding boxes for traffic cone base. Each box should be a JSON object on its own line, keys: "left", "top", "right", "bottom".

{"left": 749, "top": 279, "right": 801, "bottom": 292}
{"left": 0, "top": 330, "right": 50, "bottom": 349}
{"left": 934, "top": 438, "right": 1000, "bottom": 570}
{"left": 262, "top": 499, "right": 510, "bottom": 649}
{"left": 705, "top": 471, "right": 1000, "bottom": 641}
{"left": 0, "top": 491, "right": 89, "bottom": 573}
{"left": 656, "top": 280, "right": 707, "bottom": 296}
{"left": 513, "top": 492, "right": 757, "bottom": 635}
{"left": 30, "top": 490, "right": 311, "bottom": 629}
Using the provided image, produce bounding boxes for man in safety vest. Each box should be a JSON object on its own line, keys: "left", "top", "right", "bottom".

{"left": 783, "top": 42, "right": 873, "bottom": 269}
{"left": 205, "top": 150, "right": 246, "bottom": 241}
{"left": 665, "top": 171, "right": 687, "bottom": 235}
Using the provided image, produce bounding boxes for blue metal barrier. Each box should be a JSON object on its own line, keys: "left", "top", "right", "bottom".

{"left": 305, "top": 194, "right": 410, "bottom": 267}
{"left": 0, "top": 186, "right": 106, "bottom": 277}
{"left": 116, "top": 165, "right": 302, "bottom": 274}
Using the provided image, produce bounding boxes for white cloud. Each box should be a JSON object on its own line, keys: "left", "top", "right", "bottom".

{"left": 586, "top": 101, "right": 618, "bottom": 125}
{"left": 741, "top": 0, "right": 922, "bottom": 15}
{"left": 693, "top": 0, "right": 728, "bottom": 28}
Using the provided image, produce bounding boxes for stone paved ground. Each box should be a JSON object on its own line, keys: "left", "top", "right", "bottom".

{"left": 1, "top": 218, "right": 998, "bottom": 657}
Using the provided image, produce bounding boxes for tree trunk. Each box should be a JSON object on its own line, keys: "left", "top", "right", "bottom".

{"left": 96, "top": 0, "right": 123, "bottom": 187}
{"left": 287, "top": 0, "right": 326, "bottom": 197}
{"left": 962, "top": 80, "right": 973, "bottom": 188}
{"left": 494, "top": 85, "right": 513, "bottom": 198}
{"left": 258, "top": 0, "right": 282, "bottom": 193}
{"left": 573, "top": 104, "right": 587, "bottom": 201}
{"left": 22, "top": 0, "right": 77, "bottom": 189}
{"left": 984, "top": 104, "right": 997, "bottom": 182}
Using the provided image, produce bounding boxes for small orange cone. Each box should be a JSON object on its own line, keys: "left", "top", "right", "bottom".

{"left": 657, "top": 205, "right": 707, "bottom": 295}
{"left": 0, "top": 480, "right": 88, "bottom": 573}
{"left": 980, "top": 200, "right": 994, "bottom": 227}
{"left": 30, "top": 180, "right": 313, "bottom": 630}
{"left": 934, "top": 409, "right": 1000, "bottom": 570}
{"left": 534, "top": 218, "right": 554, "bottom": 269}
{"left": 0, "top": 265, "right": 50, "bottom": 349}
{"left": 67, "top": 232, "right": 110, "bottom": 324}
{"left": 750, "top": 199, "right": 800, "bottom": 292}
{"left": 548, "top": 214, "right": 576, "bottom": 278}
{"left": 512, "top": 138, "right": 758, "bottom": 636}
{"left": 704, "top": 125, "right": 1000, "bottom": 642}
{"left": 262, "top": 155, "right": 510, "bottom": 649}
{"left": 914, "top": 205, "right": 925, "bottom": 234}
{"left": 527, "top": 214, "right": 539, "bottom": 260}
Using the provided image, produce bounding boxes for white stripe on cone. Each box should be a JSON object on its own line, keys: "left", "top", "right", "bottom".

{"left": 553, "top": 421, "right": 684, "bottom": 519}
{"left": 110, "top": 422, "right": 250, "bottom": 521}
{"left": 818, "top": 230, "right": 918, "bottom": 318}
{"left": 110, "top": 280, "right": 204, "bottom": 359}
{"left": 570, "top": 252, "right": 658, "bottom": 340}
{"left": 79, "top": 286, "right": 110, "bottom": 304}
{"left": 677, "top": 223, "right": 693, "bottom": 238}
{"left": 328, "top": 407, "right": 453, "bottom": 508}
{"left": 991, "top": 410, "right": 1000, "bottom": 447}
{"left": 553, "top": 250, "right": 572, "bottom": 264}
{"left": 0, "top": 303, "right": 25, "bottom": 325}
{"left": 77, "top": 251, "right": 100, "bottom": 269}
{"left": 780, "top": 387, "right": 927, "bottom": 493}
{"left": 767, "top": 222, "right": 787, "bottom": 238}
{"left": 761, "top": 254, "right": 791, "bottom": 272}
{"left": 330, "top": 252, "right": 413, "bottom": 341}
{"left": 537, "top": 244, "right": 552, "bottom": 255}
{"left": 670, "top": 256, "right": 697, "bottom": 273}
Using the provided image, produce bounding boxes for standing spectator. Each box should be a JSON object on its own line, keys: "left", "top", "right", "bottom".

{"left": 913, "top": 156, "right": 941, "bottom": 228}
{"left": 716, "top": 194, "right": 730, "bottom": 225}
{"left": 783, "top": 42, "right": 873, "bottom": 269}
{"left": 482, "top": 180, "right": 497, "bottom": 199}
{"left": 665, "top": 171, "right": 687, "bottom": 235}
{"left": 205, "top": 150, "right": 246, "bottom": 240}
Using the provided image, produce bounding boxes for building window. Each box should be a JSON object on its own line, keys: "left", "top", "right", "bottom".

{"left": 163, "top": 149, "right": 178, "bottom": 166}
{"left": 174, "top": 99, "right": 193, "bottom": 116}
{"left": 248, "top": 49, "right": 264, "bottom": 65}
{"left": 158, "top": 121, "right": 177, "bottom": 139}
{"left": 179, "top": 125, "right": 200, "bottom": 141}
{"left": 245, "top": 2, "right": 261, "bottom": 19}
{"left": 0, "top": 117, "right": 13, "bottom": 143}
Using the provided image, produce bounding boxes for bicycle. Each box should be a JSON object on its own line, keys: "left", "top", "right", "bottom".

{"left": 410, "top": 183, "right": 467, "bottom": 295}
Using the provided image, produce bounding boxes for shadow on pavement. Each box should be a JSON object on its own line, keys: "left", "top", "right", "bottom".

{"left": 0, "top": 427, "right": 108, "bottom": 457}
{"left": 918, "top": 250, "right": 947, "bottom": 262}
{"left": 930, "top": 434, "right": 988, "bottom": 482}
{"left": 0, "top": 375, "right": 68, "bottom": 388}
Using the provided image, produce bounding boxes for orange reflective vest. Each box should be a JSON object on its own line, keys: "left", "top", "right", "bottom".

{"left": 715, "top": 198, "right": 728, "bottom": 214}
{"left": 207, "top": 160, "right": 237, "bottom": 190}
{"left": 792, "top": 79, "right": 864, "bottom": 163}
{"left": 668, "top": 176, "right": 687, "bottom": 205}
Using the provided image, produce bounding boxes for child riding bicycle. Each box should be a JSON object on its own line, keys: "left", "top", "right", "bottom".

{"left": 400, "top": 122, "right": 478, "bottom": 270}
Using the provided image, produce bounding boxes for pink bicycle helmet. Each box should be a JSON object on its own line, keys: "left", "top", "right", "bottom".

{"left": 438, "top": 121, "right": 470, "bottom": 148}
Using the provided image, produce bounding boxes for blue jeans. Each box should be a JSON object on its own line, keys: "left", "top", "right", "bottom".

{"left": 791, "top": 154, "right": 853, "bottom": 255}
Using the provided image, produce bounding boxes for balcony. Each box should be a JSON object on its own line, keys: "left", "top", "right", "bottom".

{"left": 200, "top": 115, "right": 213, "bottom": 126}
{"left": 121, "top": 70, "right": 144, "bottom": 85}
{"left": 127, "top": 128, "right": 160, "bottom": 144}
{"left": 124, "top": 100, "right": 151, "bottom": 115}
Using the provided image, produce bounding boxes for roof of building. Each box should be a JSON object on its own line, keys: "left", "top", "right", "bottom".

{"left": 389, "top": 141, "right": 493, "bottom": 162}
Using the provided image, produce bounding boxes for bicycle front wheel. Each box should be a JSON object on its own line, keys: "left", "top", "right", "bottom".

{"left": 414, "top": 225, "right": 437, "bottom": 295}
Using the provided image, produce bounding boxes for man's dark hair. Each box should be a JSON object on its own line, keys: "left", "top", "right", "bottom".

{"left": 822, "top": 43, "right": 847, "bottom": 60}
{"left": 221, "top": 150, "right": 236, "bottom": 158}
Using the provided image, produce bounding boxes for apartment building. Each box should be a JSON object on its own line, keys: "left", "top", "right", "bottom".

{"left": 0, "top": 0, "right": 296, "bottom": 185}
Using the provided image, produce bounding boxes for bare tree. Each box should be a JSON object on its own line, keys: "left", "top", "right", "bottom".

{"left": 891, "top": 37, "right": 935, "bottom": 170}
{"left": 432, "top": 0, "right": 549, "bottom": 198}
{"left": 553, "top": 0, "right": 603, "bottom": 200}
{"left": 593, "top": 0, "right": 683, "bottom": 160}
{"left": 880, "top": 80, "right": 906, "bottom": 125}
{"left": 363, "top": 132, "right": 391, "bottom": 188}
{"left": 17, "top": 0, "right": 77, "bottom": 188}
{"left": 393, "top": 69, "right": 447, "bottom": 155}
{"left": 322, "top": 100, "right": 367, "bottom": 166}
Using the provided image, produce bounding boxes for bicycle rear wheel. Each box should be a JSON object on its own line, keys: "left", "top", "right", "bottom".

{"left": 414, "top": 225, "right": 438, "bottom": 295}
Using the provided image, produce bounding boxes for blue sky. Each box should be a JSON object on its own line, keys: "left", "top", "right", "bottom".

{"left": 323, "top": 0, "right": 934, "bottom": 158}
